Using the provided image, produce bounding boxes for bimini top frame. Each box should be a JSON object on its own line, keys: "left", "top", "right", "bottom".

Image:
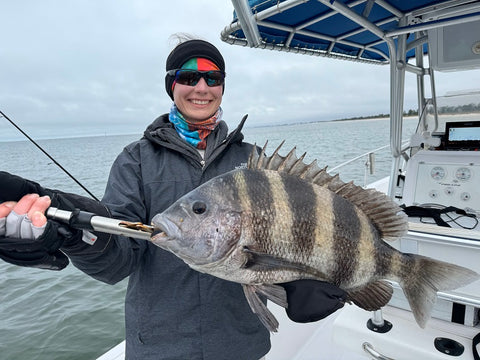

{"left": 222, "top": 0, "right": 480, "bottom": 64}
{"left": 221, "top": 0, "right": 480, "bottom": 196}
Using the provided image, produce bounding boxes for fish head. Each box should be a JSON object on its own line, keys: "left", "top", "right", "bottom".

{"left": 151, "top": 175, "right": 243, "bottom": 266}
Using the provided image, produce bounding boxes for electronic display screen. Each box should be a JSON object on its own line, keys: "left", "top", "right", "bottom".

{"left": 445, "top": 121, "right": 480, "bottom": 149}
{"left": 448, "top": 126, "right": 480, "bottom": 141}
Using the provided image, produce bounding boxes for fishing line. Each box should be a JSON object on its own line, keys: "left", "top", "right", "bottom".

{"left": 0, "top": 110, "right": 99, "bottom": 201}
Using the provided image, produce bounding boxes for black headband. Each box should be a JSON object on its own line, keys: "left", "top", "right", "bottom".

{"left": 165, "top": 39, "right": 225, "bottom": 100}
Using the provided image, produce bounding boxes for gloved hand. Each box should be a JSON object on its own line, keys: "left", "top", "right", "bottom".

{"left": 0, "top": 171, "right": 47, "bottom": 203}
{"left": 0, "top": 171, "right": 110, "bottom": 220}
{"left": 280, "top": 280, "right": 347, "bottom": 323}
{"left": 0, "top": 194, "right": 71, "bottom": 270}
{"left": 0, "top": 171, "right": 95, "bottom": 211}
{"left": 0, "top": 172, "right": 111, "bottom": 270}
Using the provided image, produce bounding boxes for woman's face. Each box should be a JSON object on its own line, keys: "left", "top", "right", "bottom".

{"left": 173, "top": 78, "right": 223, "bottom": 123}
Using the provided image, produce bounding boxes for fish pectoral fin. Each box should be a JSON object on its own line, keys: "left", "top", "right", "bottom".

{"left": 242, "top": 246, "right": 297, "bottom": 270}
{"left": 346, "top": 280, "right": 393, "bottom": 311}
{"left": 242, "top": 246, "right": 327, "bottom": 278}
{"left": 242, "top": 246, "right": 306, "bottom": 270}
{"left": 242, "top": 284, "right": 281, "bottom": 332}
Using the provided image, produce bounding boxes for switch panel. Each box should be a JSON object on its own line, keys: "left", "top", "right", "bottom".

{"left": 403, "top": 150, "right": 480, "bottom": 211}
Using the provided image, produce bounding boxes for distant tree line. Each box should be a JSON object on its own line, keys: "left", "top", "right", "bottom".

{"left": 437, "top": 103, "right": 480, "bottom": 114}
{"left": 338, "top": 111, "right": 413, "bottom": 121}
{"left": 338, "top": 102, "right": 480, "bottom": 121}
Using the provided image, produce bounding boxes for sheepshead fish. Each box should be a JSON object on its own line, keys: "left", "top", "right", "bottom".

{"left": 151, "top": 142, "right": 479, "bottom": 332}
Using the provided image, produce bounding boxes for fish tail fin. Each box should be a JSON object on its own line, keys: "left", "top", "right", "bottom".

{"left": 399, "top": 254, "right": 479, "bottom": 328}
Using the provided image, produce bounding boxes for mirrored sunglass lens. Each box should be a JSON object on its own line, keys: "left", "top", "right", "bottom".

{"left": 176, "top": 71, "right": 201, "bottom": 86}
{"left": 175, "top": 70, "right": 224, "bottom": 87}
{"left": 205, "top": 72, "right": 224, "bottom": 86}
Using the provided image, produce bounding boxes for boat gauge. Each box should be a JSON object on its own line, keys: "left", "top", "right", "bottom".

{"left": 430, "top": 166, "right": 446, "bottom": 180}
{"left": 455, "top": 167, "right": 472, "bottom": 181}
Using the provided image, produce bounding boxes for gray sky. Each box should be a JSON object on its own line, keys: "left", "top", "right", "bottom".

{"left": 1, "top": 1, "right": 479, "bottom": 141}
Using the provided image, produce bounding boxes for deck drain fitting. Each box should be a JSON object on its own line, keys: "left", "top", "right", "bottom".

{"left": 434, "top": 337, "right": 464, "bottom": 356}
{"left": 366, "top": 318, "right": 393, "bottom": 333}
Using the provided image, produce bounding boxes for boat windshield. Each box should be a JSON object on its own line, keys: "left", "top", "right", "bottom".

{"left": 423, "top": 89, "right": 480, "bottom": 135}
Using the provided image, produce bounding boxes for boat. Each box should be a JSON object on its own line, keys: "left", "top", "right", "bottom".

{"left": 100, "top": 0, "right": 480, "bottom": 358}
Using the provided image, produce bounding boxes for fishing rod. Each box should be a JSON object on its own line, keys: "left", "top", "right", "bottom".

{"left": 1, "top": 110, "right": 157, "bottom": 240}
{"left": 0, "top": 110, "right": 99, "bottom": 201}
{"left": 0, "top": 111, "right": 154, "bottom": 240}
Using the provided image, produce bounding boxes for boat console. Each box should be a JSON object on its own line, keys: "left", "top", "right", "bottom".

{"left": 403, "top": 150, "right": 480, "bottom": 213}
{"left": 394, "top": 118, "right": 480, "bottom": 328}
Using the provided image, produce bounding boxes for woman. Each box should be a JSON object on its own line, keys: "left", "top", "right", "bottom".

{"left": 0, "top": 37, "right": 346, "bottom": 360}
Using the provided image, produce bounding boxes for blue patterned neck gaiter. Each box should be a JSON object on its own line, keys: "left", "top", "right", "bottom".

{"left": 168, "top": 104, "right": 222, "bottom": 149}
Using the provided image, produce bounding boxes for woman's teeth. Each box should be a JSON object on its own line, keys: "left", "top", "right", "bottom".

{"left": 191, "top": 100, "right": 209, "bottom": 105}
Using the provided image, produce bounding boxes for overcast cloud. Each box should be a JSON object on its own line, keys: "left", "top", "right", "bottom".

{"left": 1, "top": 1, "right": 479, "bottom": 141}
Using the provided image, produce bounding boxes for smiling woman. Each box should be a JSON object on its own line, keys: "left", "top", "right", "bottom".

{"left": 165, "top": 37, "right": 226, "bottom": 148}
{"left": 0, "top": 33, "right": 351, "bottom": 360}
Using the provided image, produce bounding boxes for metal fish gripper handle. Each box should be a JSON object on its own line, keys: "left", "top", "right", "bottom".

{"left": 46, "top": 207, "right": 157, "bottom": 241}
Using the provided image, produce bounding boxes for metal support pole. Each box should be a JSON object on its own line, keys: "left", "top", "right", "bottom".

{"left": 230, "top": 0, "right": 262, "bottom": 47}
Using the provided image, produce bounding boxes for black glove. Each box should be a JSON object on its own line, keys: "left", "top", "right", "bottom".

{"left": 0, "top": 171, "right": 110, "bottom": 270}
{"left": 0, "top": 220, "right": 72, "bottom": 270}
{"left": 0, "top": 171, "right": 47, "bottom": 202}
{"left": 0, "top": 171, "right": 104, "bottom": 213}
{"left": 281, "top": 280, "right": 347, "bottom": 323}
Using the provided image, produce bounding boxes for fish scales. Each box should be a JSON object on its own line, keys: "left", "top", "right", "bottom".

{"left": 278, "top": 172, "right": 317, "bottom": 261}
{"left": 237, "top": 169, "right": 381, "bottom": 289}
{"left": 234, "top": 169, "right": 317, "bottom": 282}
{"left": 239, "top": 170, "right": 341, "bottom": 282}
{"left": 151, "top": 142, "right": 479, "bottom": 332}
{"left": 331, "top": 194, "right": 361, "bottom": 286}
{"left": 235, "top": 169, "right": 276, "bottom": 254}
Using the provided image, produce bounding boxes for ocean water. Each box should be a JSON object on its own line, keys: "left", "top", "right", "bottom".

{"left": 0, "top": 118, "right": 417, "bottom": 359}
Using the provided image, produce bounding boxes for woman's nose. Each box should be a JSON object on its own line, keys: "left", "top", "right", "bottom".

{"left": 193, "top": 77, "right": 209, "bottom": 91}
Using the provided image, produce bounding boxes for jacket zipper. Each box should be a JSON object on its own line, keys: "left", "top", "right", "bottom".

{"left": 202, "top": 138, "right": 228, "bottom": 170}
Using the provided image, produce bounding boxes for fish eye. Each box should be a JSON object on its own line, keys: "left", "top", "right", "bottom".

{"left": 192, "top": 201, "right": 207, "bottom": 214}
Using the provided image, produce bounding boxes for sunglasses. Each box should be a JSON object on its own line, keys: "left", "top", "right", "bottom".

{"left": 167, "top": 69, "right": 226, "bottom": 87}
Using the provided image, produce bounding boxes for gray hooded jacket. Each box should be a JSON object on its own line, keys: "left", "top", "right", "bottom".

{"left": 62, "top": 114, "right": 270, "bottom": 359}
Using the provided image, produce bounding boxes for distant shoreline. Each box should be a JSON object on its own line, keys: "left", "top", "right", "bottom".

{"left": 247, "top": 110, "right": 480, "bottom": 129}
{"left": 334, "top": 114, "right": 389, "bottom": 122}
{"left": 246, "top": 114, "right": 395, "bottom": 129}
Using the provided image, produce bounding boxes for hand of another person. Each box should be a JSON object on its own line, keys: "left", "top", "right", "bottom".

{"left": 0, "top": 194, "right": 70, "bottom": 270}
{"left": 0, "top": 193, "right": 50, "bottom": 239}
{"left": 0, "top": 172, "right": 112, "bottom": 270}
{"left": 281, "top": 280, "right": 347, "bottom": 323}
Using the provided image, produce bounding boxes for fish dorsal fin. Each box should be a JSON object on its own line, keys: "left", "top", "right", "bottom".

{"left": 248, "top": 142, "right": 408, "bottom": 241}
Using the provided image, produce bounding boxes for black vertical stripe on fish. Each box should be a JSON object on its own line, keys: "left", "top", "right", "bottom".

{"left": 243, "top": 170, "right": 276, "bottom": 248}
{"left": 331, "top": 194, "right": 361, "bottom": 286}
{"left": 225, "top": 172, "right": 240, "bottom": 205}
{"left": 280, "top": 173, "right": 317, "bottom": 261}
{"left": 374, "top": 231, "right": 394, "bottom": 278}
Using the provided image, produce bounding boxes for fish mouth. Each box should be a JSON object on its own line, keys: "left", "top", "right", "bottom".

{"left": 150, "top": 215, "right": 179, "bottom": 245}
{"left": 151, "top": 228, "right": 169, "bottom": 243}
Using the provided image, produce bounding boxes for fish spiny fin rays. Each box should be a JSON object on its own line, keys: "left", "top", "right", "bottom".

{"left": 247, "top": 142, "right": 408, "bottom": 241}
{"left": 346, "top": 280, "right": 393, "bottom": 311}
{"left": 242, "top": 284, "right": 286, "bottom": 332}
